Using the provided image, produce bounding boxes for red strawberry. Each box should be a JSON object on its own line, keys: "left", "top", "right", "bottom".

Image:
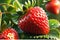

{"left": 0, "top": 33, "right": 3, "bottom": 39}
{"left": 2, "top": 28, "right": 18, "bottom": 40}
{"left": 0, "top": 33, "right": 5, "bottom": 40}
{"left": 18, "top": 6, "right": 49, "bottom": 35}
{"left": 45, "top": 0, "right": 60, "bottom": 15}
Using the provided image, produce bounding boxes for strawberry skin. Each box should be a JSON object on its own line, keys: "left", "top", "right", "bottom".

{"left": 0, "top": 33, "right": 3, "bottom": 39}
{"left": 18, "top": 7, "right": 49, "bottom": 35}
{"left": 0, "top": 33, "right": 5, "bottom": 40}
{"left": 2, "top": 28, "right": 18, "bottom": 40}
{"left": 45, "top": 0, "right": 60, "bottom": 14}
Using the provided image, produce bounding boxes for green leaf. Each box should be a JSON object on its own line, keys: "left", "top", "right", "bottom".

{"left": 49, "top": 29, "right": 60, "bottom": 38}
{"left": 36, "top": 0, "right": 41, "bottom": 6}
{"left": 0, "top": 0, "right": 12, "bottom": 4}
{"left": 11, "top": 14, "right": 19, "bottom": 25}
{"left": 13, "top": 0, "right": 23, "bottom": 11}
{"left": 0, "top": 6, "right": 5, "bottom": 12}
{"left": 2, "top": 13, "right": 13, "bottom": 27}
{"left": 49, "top": 19, "right": 60, "bottom": 29}
{"left": 7, "top": 6, "right": 16, "bottom": 13}
{"left": 17, "top": 11, "right": 24, "bottom": 17}
{"left": 48, "top": 13, "right": 60, "bottom": 22}
{"left": 13, "top": 1, "right": 20, "bottom": 10}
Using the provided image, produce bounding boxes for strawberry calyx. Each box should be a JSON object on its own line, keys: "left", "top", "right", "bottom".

{"left": 19, "top": 0, "right": 36, "bottom": 18}
{"left": 23, "top": 0, "right": 36, "bottom": 12}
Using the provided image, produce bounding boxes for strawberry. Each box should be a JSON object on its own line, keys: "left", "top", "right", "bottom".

{"left": 0, "top": 33, "right": 5, "bottom": 40}
{"left": 45, "top": 0, "right": 60, "bottom": 15}
{"left": 18, "top": 6, "right": 49, "bottom": 35}
{"left": 2, "top": 28, "right": 18, "bottom": 40}
{"left": 0, "top": 33, "right": 3, "bottom": 39}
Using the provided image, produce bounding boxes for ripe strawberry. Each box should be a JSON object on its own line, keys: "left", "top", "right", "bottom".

{"left": 0, "top": 34, "right": 5, "bottom": 40}
{"left": 45, "top": 0, "right": 60, "bottom": 14}
{"left": 2, "top": 28, "right": 18, "bottom": 40}
{"left": 18, "top": 6, "right": 49, "bottom": 35}
{"left": 0, "top": 33, "right": 3, "bottom": 39}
